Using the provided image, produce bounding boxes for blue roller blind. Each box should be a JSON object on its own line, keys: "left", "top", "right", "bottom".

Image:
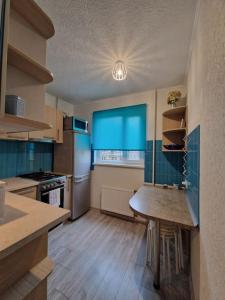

{"left": 92, "top": 104, "right": 146, "bottom": 150}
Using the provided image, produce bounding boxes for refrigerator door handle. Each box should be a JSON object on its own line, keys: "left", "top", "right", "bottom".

{"left": 75, "top": 179, "right": 83, "bottom": 183}
{"left": 74, "top": 174, "right": 89, "bottom": 183}
{"left": 74, "top": 176, "right": 83, "bottom": 181}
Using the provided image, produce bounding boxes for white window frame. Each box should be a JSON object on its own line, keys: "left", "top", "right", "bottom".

{"left": 94, "top": 150, "right": 144, "bottom": 167}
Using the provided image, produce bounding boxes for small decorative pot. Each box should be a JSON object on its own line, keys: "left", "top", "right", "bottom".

{"left": 171, "top": 102, "right": 177, "bottom": 108}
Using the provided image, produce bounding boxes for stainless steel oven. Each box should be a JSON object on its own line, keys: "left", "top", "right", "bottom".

{"left": 39, "top": 180, "right": 65, "bottom": 208}
{"left": 37, "top": 176, "right": 66, "bottom": 207}
{"left": 19, "top": 172, "right": 66, "bottom": 208}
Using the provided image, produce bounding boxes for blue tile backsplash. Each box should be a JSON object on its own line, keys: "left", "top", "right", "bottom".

{"left": 144, "top": 140, "right": 153, "bottom": 182}
{"left": 186, "top": 125, "right": 200, "bottom": 224}
{"left": 155, "top": 141, "right": 184, "bottom": 185}
{"left": 145, "top": 140, "right": 184, "bottom": 185}
{"left": 0, "top": 140, "right": 53, "bottom": 179}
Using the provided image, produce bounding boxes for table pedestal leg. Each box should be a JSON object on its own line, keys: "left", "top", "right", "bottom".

{"left": 153, "top": 220, "right": 161, "bottom": 289}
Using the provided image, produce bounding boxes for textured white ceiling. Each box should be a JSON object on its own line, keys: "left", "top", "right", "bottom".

{"left": 35, "top": 0, "right": 197, "bottom": 103}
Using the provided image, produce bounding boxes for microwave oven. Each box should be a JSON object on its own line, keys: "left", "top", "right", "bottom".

{"left": 64, "top": 116, "right": 88, "bottom": 133}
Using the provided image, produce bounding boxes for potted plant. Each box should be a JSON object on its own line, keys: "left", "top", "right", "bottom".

{"left": 167, "top": 90, "right": 182, "bottom": 108}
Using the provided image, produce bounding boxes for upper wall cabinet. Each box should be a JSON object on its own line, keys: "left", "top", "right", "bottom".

{"left": 29, "top": 105, "right": 56, "bottom": 141}
{"left": 0, "top": 0, "right": 55, "bottom": 133}
{"left": 0, "top": 131, "right": 28, "bottom": 141}
{"left": 56, "top": 110, "right": 64, "bottom": 143}
{"left": 29, "top": 105, "right": 64, "bottom": 144}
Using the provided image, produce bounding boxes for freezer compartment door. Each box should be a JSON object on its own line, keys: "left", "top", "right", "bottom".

{"left": 74, "top": 133, "right": 91, "bottom": 177}
{"left": 72, "top": 177, "right": 90, "bottom": 220}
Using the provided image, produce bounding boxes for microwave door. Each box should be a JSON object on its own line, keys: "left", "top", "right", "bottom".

{"left": 64, "top": 116, "right": 88, "bottom": 132}
{"left": 74, "top": 118, "right": 87, "bottom": 132}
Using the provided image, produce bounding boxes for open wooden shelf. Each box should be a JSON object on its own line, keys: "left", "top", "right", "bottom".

{"left": 11, "top": 0, "right": 55, "bottom": 39}
{"left": 163, "top": 128, "right": 186, "bottom": 134}
{"left": 163, "top": 105, "right": 186, "bottom": 117}
{"left": 162, "top": 105, "right": 187, "bottom": 153}
{"left": 0, "top": 113, "right": 51, "bottom": 133}
{"left": 8, "top": 44, "right": 53, "bottom": 84}
{"left": 1, "top": 256, "right": 54, "bottom": 299}
{"left": 162, "top": 148, "right": 185, "bottom": 152}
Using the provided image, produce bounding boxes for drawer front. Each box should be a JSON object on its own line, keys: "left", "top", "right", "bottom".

{"left": 13, "top": 187, "right": 37, "bottom": 200}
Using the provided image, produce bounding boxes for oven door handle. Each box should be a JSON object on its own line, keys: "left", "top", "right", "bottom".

{"left": 41, "top": 186, "right": 64, "bottom": 196}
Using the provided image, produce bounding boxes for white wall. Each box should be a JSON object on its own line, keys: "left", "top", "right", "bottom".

{"left": 74, "top": 86, "right": 187, "bottom": 141}
{"left": 74, "top": 90, "right": 156, "bottom": 208}
{"left": 74, "top": 90, "right": 156, "bottom": 140}
{"left": 73, "top": 85, "right": 186, "bottom": 208}
{"left": 91, "top": 165, "right": 144, "bottom": 209}
{"left": 187, "top": 0, "right": 225, "bottom": 299}
{"left": 45, "top": 92, "right": 74, "bottom": 116}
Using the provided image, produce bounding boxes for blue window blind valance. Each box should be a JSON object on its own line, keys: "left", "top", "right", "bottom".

{"left": 92, "top": 104, "right": 146, "bottom": 150}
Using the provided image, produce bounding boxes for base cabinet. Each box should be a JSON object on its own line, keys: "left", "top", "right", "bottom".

{"left": 12, "top": 186, "right": 37, "bottom": 200}
{"left": 0, "top": 234, "right": 53, "bottom": 300}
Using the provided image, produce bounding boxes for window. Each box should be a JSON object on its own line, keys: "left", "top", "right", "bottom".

{"left": 95, "top": 150, "right": 144, "bottom": 166}
{"left": 92, "top": 104, "right": 146, "bottom": 167}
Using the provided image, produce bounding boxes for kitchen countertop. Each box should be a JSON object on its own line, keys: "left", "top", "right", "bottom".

{"left": 0, "top": 192, "right": 70, "bottom": 260}
{"left": 2, "top": 174, "right": 73, "bottom": 192}
{"left": 129, "top": 184, "right": 197, "bottom": 228}
{"left": 2, "top": 177, "right": 39, "bottom": 192}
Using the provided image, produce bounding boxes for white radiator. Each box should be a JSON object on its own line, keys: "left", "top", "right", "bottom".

{"left": 101, "top": 186, "right": 134, "bottom": 217}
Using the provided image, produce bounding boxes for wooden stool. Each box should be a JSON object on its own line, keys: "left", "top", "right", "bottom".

{"left": 146, "top": 220, "right": 155, "bottom": 266}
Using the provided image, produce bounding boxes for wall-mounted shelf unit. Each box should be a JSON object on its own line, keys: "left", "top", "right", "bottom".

{"left": 0, "top": 0, "right": 55, "bottom": 133}
{"left": 8, "top": 44, "right": 53, "bottom": 84}
{"left": 0, "top": 113, "right": 51, "bottom": 133}
{"left": 11, "top": 0, "right": 55, "bottom": 39}
{"left": 163, "top": 106, "right": 186, "bottom": 117}
{"left": 162, "top": 149, "right": 185, "bottom": 153}
{"left": 162, "top": 128, "right": 186, "bottom": 134}
{"left": 162, "top": 106, "right": 187, "bottom": 152}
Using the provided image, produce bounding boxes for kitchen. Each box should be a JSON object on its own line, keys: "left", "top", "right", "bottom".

{"left": 0, "top": 0, "right": 224, "bottom": 300}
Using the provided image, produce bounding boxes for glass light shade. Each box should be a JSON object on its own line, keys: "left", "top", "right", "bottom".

{"left": 112, "top": 60, "right": 127, "bottom": 81}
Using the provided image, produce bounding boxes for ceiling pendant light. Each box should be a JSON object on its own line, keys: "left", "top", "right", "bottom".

{"left": 112, "top": 60, "right": 127, "bottom": 81}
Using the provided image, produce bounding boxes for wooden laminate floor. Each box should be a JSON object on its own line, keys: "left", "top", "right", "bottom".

{"left": 48, "top": 209, "right": 190, "bottom": 300}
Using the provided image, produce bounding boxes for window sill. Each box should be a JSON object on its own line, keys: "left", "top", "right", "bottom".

{"left": 94, "top": 163, "right": 144, "bottom": 170}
